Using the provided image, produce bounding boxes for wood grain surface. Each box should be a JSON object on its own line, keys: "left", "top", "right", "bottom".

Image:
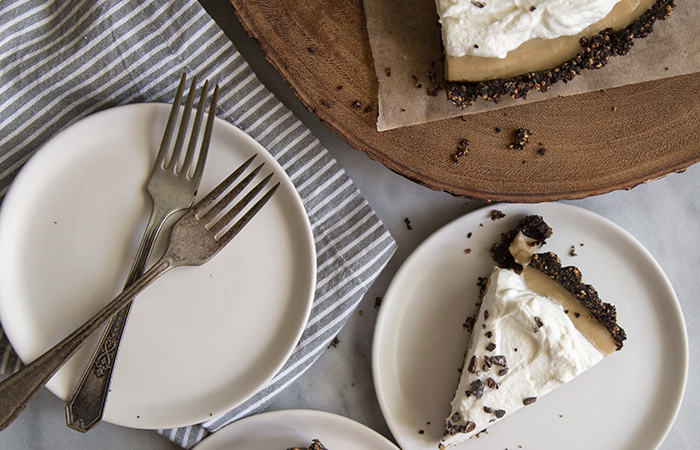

{"left": 228, "top": 0, "right": 700, "bottom": 203}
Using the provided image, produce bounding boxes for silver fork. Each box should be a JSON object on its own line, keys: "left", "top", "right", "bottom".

{"left": 0, "top": 155, "right": 280, "bottom": 431}
{"left": 65, "top": 73, "right": 218, "bottom": 432}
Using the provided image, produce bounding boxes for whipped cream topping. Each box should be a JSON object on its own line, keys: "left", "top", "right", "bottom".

{"left": 436, "top": 0, "right": 624, "bottom": 58}
{"left": 441, "top": 267, "right": 603, "bottom": 447}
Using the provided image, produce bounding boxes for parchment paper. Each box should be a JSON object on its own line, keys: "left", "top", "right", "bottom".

{"left": 364, "top": 0, "right": 700, "bottom": 131}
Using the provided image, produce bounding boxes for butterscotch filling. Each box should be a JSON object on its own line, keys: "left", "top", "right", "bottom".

{"left": 508, "top": 232, "right": 618, "bottom": 355}
{"left": 446, "top": 0, "right": 656, "bottom": 81}
{"left": 522, "top": 267, "right": 618, "bottom": 355}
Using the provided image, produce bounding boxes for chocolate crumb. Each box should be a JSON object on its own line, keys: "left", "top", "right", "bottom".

{"left": 467, "top": 232, "right": 473, "bottom": 238}
{"left": 464, "top": 315, "right": 476, "bottom": 332}
{"left": 489, "top": 210, "right": 506, "bottom": 221}
{"left": 575, "top": 312, "right": 581, "bottom": 318}
{"left": 487, "top": 377, "right": 499, "bottom": 389}
{"left": 404, "top": 217, "right": 413, "bottom": 230}
{"left": 485, "top": 331, "right": 493, "bottom": 338}
{"left": 495, "top": 127, "right": 501, "bottom": 133}
{"left": 351, "top": 100, "right": 363, "bottom": 110}
{"left": 491, "top": 355, "right": 507, "bottom": 367}
{"left": 412, "top": 74, "right": 422, "bottom": 88}
{"left": 538, "top": 147, "right": 547, "bottom": 156}
{"left": 508, "top": 128, "right": 531, "bottom": 150}
{"left": 374, "top": 297, "right": 382, "bottom": 308}
{"left": 336, "top": 85, "right": 343, "bottom": 91}
{"left": 452, "top": 138, "right": 470, "bottom": 162}
{"left": 328, "top": 336, "right": 340, "bottom": 348}
{"left": 471, "top": 379, "right": 485, "bottom": 399}
{"left": 385, "top": 67, "right": 392, "bottom": 77}
{"left": 570, "top": 245, "right": 578, "bottom": 257}
{"left": 484, "top": 309, "right": 490, "bottom": 320}
{"left": 523, "top": 397, "right": 537, "bottom": 405}
{"left": 418, "top": 429, "right": 424, "bottom": 434}
{"left": 468, "top": 355, "right": 478, "bottom": 373}
{"left": 530, "top": 5, "right": 537, "bottom": 11}
{"left": 465, "top": 248, "right": 472, "bottom": 254}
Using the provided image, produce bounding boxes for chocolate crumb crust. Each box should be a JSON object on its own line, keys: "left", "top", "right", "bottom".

{"left": 529, "top": 251, "right": 627, "bottom": 350}
{"left": 287, "top": 439, "right": 328, "bottom": 450}
{"left": 444, "top": 0, "right": 675, "bottom": 108}
{"left": 490, "top": 215, "right": 553, "bottom": 271}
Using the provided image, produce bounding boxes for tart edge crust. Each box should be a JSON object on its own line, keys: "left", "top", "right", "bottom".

{"left": 444, "top": 0, "right": 676, "bottom": 108}
{"left": 490, "top": 214, "right": 627, "bottom": 350}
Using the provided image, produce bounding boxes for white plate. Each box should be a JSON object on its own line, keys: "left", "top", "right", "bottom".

{"left": 373, "top": 203, "right": 688, "bottom": 450}
{"left": 0, "top": 104, "right": 316, "bottom": 429}
{"left": 193, "top": 409, "right": 400, "bottom": 450}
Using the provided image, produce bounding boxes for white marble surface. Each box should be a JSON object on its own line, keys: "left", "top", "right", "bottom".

{"left": 0, "top": 1, "right": 697, "bottom": 448}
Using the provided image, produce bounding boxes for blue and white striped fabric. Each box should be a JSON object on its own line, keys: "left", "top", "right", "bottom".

{"left": 0, "top": 0, "right": 396, "bottom": 447}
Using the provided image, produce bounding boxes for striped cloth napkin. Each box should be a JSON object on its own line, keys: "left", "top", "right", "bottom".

{"left": 0, "top": 0, "right": 396, "bottom": 447}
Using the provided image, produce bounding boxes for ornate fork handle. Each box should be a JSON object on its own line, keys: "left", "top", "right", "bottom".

{"left": 0, "top": 257, "right": 174, "bottom": 431}
{"left": 64, "top": 203, "right": 172, "bottom": 432}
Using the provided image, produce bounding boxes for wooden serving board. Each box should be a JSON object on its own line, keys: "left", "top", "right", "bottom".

{"left": 228, "top": 0, "right": 700, "bottom": 202}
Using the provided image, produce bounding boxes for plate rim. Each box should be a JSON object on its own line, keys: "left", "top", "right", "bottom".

{"left": 372, "top": 202, "right": 688, "bottom": 450}
{"left": 0, "top": 102, "right": 317, "bottom": 429}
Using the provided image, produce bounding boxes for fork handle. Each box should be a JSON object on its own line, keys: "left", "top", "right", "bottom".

{"left": 0, "top": 257, "right": 174, "bottom": 431}
{"left": 65, "top": 203, "right": 174, "bottom": 432}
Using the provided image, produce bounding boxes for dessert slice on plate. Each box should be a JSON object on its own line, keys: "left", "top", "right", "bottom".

{"left": 440, "top": 215, "right": 626, "bottom": 448}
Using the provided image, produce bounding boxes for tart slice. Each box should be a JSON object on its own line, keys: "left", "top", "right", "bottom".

{"left": 440, "top": 215, "right": 626, "bottom": 448}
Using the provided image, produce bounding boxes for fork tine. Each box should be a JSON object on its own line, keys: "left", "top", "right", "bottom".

{"left": 167, "top": 75, "right": 198, "bottom": 171}
{"left": 155, "top": 73, "right": 187, "bottom": 168}
{"left": 192, "top": 84, "right": 219, "bottom": 183}
{"left": 199, "top": 163, "right": 264, "bottom": 224}
{"left": 182, "top": 79, "right": 209, "bottom": 178}
{"left": 208, "top": 172, "right": 273, "bottom": 235}
{"left": 191, "top": 154, "right": 258, "bottom": 216}
{"left": 217, "top": 181, "right": 280, "bottom": 245}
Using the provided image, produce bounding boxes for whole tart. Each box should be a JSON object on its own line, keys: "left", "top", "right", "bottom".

{"left": 439, "top": 215, "right": 626, "bottom": 448}
{"left": 436, "top": 0, "right": 676, "bottom": 108}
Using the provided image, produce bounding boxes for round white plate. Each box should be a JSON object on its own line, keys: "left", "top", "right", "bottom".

{"left": 373, "top": 203, "right": 687, "bottom": 450}
{"left": 193, "top": 409, "right": 400, "bottom": 450}
{"left": 0, "top": 104, "right": 316, "bottom": 429}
